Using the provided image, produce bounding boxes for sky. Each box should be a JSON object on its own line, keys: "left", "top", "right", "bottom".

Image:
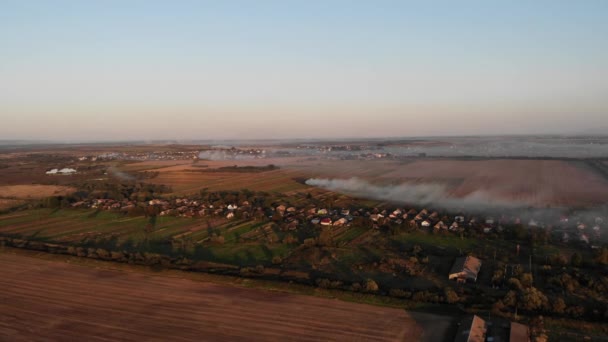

{"left": 1, "top": 0, "right": 607, "bottom": 141}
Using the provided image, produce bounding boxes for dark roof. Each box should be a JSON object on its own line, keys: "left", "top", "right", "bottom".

{"left": 454, "top": 315, "right": 486, "bottom": 342}
{"left": 509, "top": 322, "right": 529, "bottom": 342}
{"left": 449, "top": 256, "right": 482, "bottom": 281}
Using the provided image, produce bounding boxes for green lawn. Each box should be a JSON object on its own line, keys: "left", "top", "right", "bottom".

{"left": 391, "top": 232, "right": 476, "bottom": 251}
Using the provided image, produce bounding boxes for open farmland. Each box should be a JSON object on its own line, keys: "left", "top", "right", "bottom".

{"left": 0, "top": 199, "right": 25, "bottom": 211}
{"left": 133, "top": 163, "right": 308, "bottom": 195}
{"left": 289, "top": 158, "right": 608, "bottom": 207}
{"left": 0, "top": 251, "right": 436, "bottom": 341}
{"left": 0, "top": 185, "right": 75, "bottom": 199}
{"left": 0, "top": 209, "right": 215, "bottom": 245}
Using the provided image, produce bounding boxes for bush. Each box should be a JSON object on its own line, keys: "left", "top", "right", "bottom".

{"left": 444, "top": 287, "right": 459, "bottom": 304}
{"left": 365, "top": 279, "right": 379, "bottom": 292}
{"left": 389, "top": 289, "right": 412, "bottom": 298}
{"left": 316, "top": 278, "right": 331, "bottom": 288}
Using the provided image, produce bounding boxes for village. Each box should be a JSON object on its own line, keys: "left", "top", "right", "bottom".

{"left": 66, "top": 193, "right": 605, "bottom": 249}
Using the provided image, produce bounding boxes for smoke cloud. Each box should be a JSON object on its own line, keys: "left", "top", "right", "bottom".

{"left": 198, "top": 150, "right": 256, "bottom": 161}
{"left": 305, "top": 177, "right": 528, "bottom": 211}
{"left": 107, "top": 167, "right": 135, "bottom": 181}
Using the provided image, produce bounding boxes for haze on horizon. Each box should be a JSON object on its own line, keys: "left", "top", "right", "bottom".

{"left": 1, "top": 0, "right": 607, "bottom": 141}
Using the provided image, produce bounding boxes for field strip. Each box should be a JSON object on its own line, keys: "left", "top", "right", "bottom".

{"left": 0, "top": 252, "right": 420, "bottom": 341}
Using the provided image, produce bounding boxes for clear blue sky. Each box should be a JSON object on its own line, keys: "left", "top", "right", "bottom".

{"left": 1, "top": 0, "right": 607, "bottom": 140}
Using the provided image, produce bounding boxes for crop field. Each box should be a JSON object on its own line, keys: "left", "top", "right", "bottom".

{"left": 147, "top": 167, "right": 307, "bottom": 195}
{"left": 0, "top": 252, "right": 430, "bottom": 341}
{"left": 0, "top": 209, "right": 229, "bottom": 246}
{"left": 0, "top": 199, "right": 25, "bottom": 211}
{"left": 0, "top": 185, "right": 75, "bottom": 199}
{"left": 288, "top": 159, "right": 608, "bottom": 207}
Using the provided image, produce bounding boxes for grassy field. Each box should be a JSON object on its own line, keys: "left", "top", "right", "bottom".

{"left": 391, "top": 231, "right": 477, "bottom": 252}
{"left": 0, "top": 209, "right": 225, "bottom": 245}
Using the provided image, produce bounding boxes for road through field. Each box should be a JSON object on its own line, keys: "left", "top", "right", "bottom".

{"left": 0, "top": 252, "right": 432, "bottom": 342}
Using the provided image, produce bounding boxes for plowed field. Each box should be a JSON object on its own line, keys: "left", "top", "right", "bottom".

{"left": 0, "top": 252, "right": 430, "bottom": 341}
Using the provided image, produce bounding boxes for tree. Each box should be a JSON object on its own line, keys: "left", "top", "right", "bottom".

{"left": 520, "top": 273, "right": 534, "bottom": 288}
{"left": 570, "top": 252, "right": 583, "bottom": 267}
{"left": 365, "top": 279, "right": 379, "bottom": 292}
{"left": 508, "top": 277, "right": 523, "bottom": 291}
{"left": 552, "top": 297, "right": 566, "bottom": 314}
{"left": 595, "top": 248, "right": 608, "bottom": 265}
{"left": 519, "top": 287, "right": 548, "bottom": 312}
{"left": 412, "top": 245, "right": 423, "bottom": 256}
{"left": 444, "top": 287, "right": 459, "bottom": 304}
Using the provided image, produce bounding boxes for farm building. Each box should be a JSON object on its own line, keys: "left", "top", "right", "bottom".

{"left": 449, "top": 256, "right": 482, "bottom": 283}
{"left": 46, "top": 168, "right": 77, "bottom": 175}
{"left": 454, "top": 315, "right": 486, "bottom": 342}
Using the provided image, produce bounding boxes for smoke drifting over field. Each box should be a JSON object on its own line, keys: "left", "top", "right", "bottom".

{"left": 305, "top": 177, "right": 527, "bottom": 211}
{"left": 107, "top": 167, "right": 135, "bottom": 181}
{"left": 198, "top": 150, "right": 255, "bottom": 161}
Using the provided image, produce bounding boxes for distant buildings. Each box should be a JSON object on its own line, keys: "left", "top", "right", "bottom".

{"left": 46, "top": 168, "right": 77, "bottom": 175}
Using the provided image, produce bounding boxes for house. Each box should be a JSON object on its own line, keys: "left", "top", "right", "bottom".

{"left": 434, "top": 221, "right": 448, "bottom": 230}
{"left": 46, "top": 168, "right": 77, "bottom": 175}
{"left": 509, "top": 322, "right": 530, "bottom": 342}
{"left": 370, "top": 214, "right": 384, "bottom": 222}
{"left": 320, "top": 218, "right": 332, "bottom": 226}
{"left": 449, "top": 222, "right": 459, "bottom": 231}
{"left": 276, "top": 205, "right": 286, "bottom": 213}
{"left": 310, "top": 218, "right": 320, "bottom": 225}
{"left": 421, "top": 220, "right": 430, "bottom": 228}
{"left": 333, "top": 218, "right": 347, "bottom": 226}
{"left": 227, "top": 204, "right": 238, "bottom": 210}
{"left": 449, "top": 256, "right": 482, "bottom": 283}
{"left": 454, "top": 315, "right": 486, "bottom": 342}
{"left": 226, "top": 212, "right": 235, "bottom": 219}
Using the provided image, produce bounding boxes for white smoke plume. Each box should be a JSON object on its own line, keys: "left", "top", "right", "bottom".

{"left": 198, "top": 150, "right": 255, "bottom": 161}
{"left": 305, "top": 177, "right": 528, "bottom": 211}
{"left": 107, "top": 167, "right": 135, "bottom": 181}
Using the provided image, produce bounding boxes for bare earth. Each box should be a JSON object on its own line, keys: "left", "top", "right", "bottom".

{"left": 287, "top": 159, "right": 608, "bottom": 207}
{"left": 0, "top": 185, "right": 75, "bottom": 199}
{"left": 0, "top": 252, "right": 426, "bottom": 342}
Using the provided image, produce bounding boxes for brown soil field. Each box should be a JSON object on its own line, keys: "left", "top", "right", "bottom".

{"left": 149, "top": 168, "right": 307, "bottom": 195}
{"left": 288, "top": 159, "right": 608, "bottom": 207}
{"left": 0, "top": 199, "right": 25, "bottom": 210}
{"left": 0, "top": 185, "right": 75, "bottom": 199}
{"left": 0, "top": 251, "right": 433, "bottom": 341}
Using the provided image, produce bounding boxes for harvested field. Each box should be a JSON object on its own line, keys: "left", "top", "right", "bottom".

{"left": 0, "top": 185, "right": 75, "bottom": 199}
{"left": 0, "top": 199, "right": 25, "bottom": 210}
{"left": 291, "top": 159, "right": 608, "bottom": 207}
{"left": 149, "top": 168, "right": 306, "bottom": 195}
{"left": 0, "top": 252, "right": 430, "bottom": 341}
